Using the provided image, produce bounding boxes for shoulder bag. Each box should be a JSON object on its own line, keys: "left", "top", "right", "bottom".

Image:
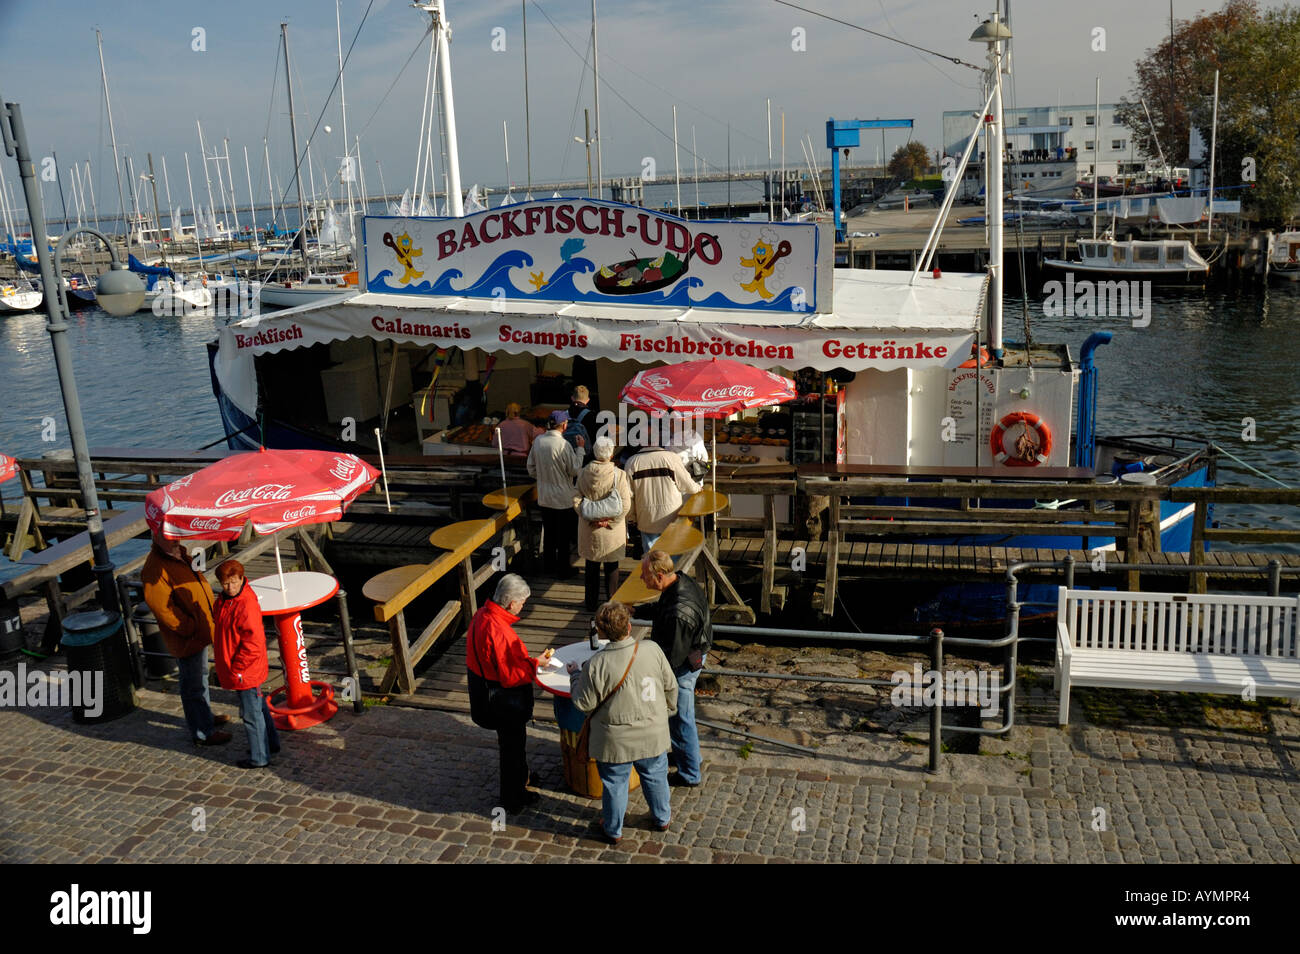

{"left": 580, "top": 484, "right": 624, "bottom": 521}
{"left": 466, "top": 616, "right": 535, "bottom": 730}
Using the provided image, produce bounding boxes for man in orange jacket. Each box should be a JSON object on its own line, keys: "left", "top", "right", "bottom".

{"left": 141, "top": 532, "right": 231, "bottom": 746}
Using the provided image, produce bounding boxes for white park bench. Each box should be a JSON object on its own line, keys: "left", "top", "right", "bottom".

{"left": 1055, "top": 588, "right": 1300, "bottom": 725}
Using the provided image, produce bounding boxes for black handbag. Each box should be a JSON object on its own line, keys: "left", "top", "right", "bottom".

{"left": 467, "top": 616, "right": 534, "bottom": 730}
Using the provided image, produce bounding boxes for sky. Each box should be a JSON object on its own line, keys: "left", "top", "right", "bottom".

{"left": 0, "top": 0, "right": 1292, "bottom": 217}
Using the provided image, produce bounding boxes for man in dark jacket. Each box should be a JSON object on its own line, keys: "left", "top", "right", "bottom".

{"left": 635, "top": 549, "right": 711, "bottom": 786}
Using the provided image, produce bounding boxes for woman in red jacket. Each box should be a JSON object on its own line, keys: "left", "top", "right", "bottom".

{"left": 214, "top": 560, "right": 281, "bottom": 769}
{"left": 466, "top": 573, "right": 553, "bottom": 813}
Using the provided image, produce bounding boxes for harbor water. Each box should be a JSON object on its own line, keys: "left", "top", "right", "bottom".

{"left": 2, "top": 280, "right": 1298, "bottom": 585}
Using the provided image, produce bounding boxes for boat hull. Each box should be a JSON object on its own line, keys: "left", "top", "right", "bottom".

{"left": 1041, "top": 259, "right": 1209, "bottom": 284}
{"left": 258, "top": 283, "right": 358, "bottom": 308}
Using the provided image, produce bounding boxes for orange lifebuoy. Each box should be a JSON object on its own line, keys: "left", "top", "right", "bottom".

{"left": 958, "top": 345, "right": 992, "bottom": 368}
{"left": 990, "top": 411, "right": 1053, "bottom": 467}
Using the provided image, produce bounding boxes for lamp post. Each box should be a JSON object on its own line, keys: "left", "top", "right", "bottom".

{"left": 2, "top": 97, "right": 146, "bottom": 620}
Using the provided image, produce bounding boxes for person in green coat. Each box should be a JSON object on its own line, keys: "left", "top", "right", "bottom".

{"left": 569, "top": 601, "right": 678, "bottom": 844}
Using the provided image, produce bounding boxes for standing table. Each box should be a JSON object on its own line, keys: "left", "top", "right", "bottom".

{"left": 251, "top": 571, "right": 340, "bottom": 730}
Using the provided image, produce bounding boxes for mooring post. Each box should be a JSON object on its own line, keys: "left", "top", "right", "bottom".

{"left": 1268, "top": 559, "right": 1281, "bottom": 598}
{"left": 929, "top": 626, "right": 944, "bottom": 774}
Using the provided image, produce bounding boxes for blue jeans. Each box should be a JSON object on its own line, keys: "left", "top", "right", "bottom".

{"left": 597, "top": 751, "right": 670, "bottom": 839}
{"left": 236, "top": 688, "right": 281, "bottom": 766}
{"left": 177, "top": 647, "right": 215, "bottom": 742}
{"left": 641, "top": 530, "right": 660, "bottom": 552}
{"left": 671, "top": 657, "right": 705, "bottom": 784}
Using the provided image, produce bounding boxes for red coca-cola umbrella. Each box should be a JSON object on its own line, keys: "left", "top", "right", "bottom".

{"left": 145, "top": 448, "right": 379, "bottom": 588}
{"left": 621, "top": 358, "right": 796, "bottom": 417}
{"left": 620, "top": 357, "right": 797, "bottom": 492}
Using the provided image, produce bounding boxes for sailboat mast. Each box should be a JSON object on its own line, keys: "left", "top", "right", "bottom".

{"left": 96, "top": 29, "right": 130, "bottom": 248}
{"left": 1092, "top": 78, "right": 1100, "bottom": 241}
{"left": 282, "top": 21, "right": 311, "bottom": 269}
{"left": 337, "top": 0, "right": 355, "bottom": 248}
{"left": 1206, "top": 68, "right": 1219, "bottom": 241}
{"left": 146, "top": 154, "right": 164, "bottom": 257}
{"left": 672, "top": 105, "right": 681, "bottom": 214}
{"left": 429, "top": 1, "right": 463, "bottom": 215}
{"left": 522, "top": 0, "right": 532, "bottom": 196}
{"left": 244, "top": 146, "right": 260, "bottom": 254}
{"left": 84, "top": 160, "right": 100, "bottom": 232}
{"left": 264, "top": 140, "right": 278, "bottom": 237}
{"left": 184, "top": 151, "right": 204, "bottom": 268}
{"left": 52, "top": 151, "right": 69, "bottom": 230}
{"left": 591, "top": 0, "right": 603, "bottom": 201}
{"left": 196, "top": 121, "right": 218, "bottom": 239}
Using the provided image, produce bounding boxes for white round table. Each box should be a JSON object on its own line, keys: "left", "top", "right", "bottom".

{"left": 534, "top": 625, "right": 652, "bottom": 697}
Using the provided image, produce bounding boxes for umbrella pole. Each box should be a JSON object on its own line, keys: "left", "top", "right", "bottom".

{"left": 273, "top": 533, "right": 287, "bottom": 591}
{"left": 373, "top": 428, "right": 393, "bottom": 512}
{"left": 496, "top": 427, "right": 508, "bottom": 500}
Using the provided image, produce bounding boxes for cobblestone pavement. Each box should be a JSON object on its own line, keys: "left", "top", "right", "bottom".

{"left": 2, "top": 675, "right": 1299, "bottom": 863}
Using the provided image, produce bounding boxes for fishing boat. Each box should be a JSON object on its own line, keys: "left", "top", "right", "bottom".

{"left": 1043, "top": 236, "right": 1210, "bottom": 283}
{"left": 0, "top": 277, "right": 42, "bottom": 312}
{"left": 1268, "top": 230, "right": 1300, "bottom": 282}
{"left": 202, "top": 4, "right": 1214, "bottom": 630}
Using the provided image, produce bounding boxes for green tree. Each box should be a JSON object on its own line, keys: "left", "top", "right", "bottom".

{"left": 887, "top": 142, "right": 931, "bottom": 181}
{"left": 1207, "top": 8, "right": 1300, "bottom": 224}
{"left": 1114, "top": 0, "right": 1259, "bottom": 166}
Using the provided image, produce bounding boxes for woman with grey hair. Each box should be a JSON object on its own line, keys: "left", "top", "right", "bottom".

{"left": 466, "top": 573, "right": 552, "bottom": 813}
{"left": 573, "top": 435, "right": 633, "bottom": 610}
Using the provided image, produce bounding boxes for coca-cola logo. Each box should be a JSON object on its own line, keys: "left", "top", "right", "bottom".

{"left": 189, "top": 517, "right": 224, "bottom": 530}
{"left": 329, "top": 457, "right": 357, "bottom": 482}
{"left": 643, "top": 374, "right": 671, "bottom": 392}
{"left": 213, "top": 483, "right": 295, "bottom": 508}
{"left": 281, "top": 506, "right": 317, "bottom": 522}
{"left": 701, "top": 385, "right": 755, "bottom": 400}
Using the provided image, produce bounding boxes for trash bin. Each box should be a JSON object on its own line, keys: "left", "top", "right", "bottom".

{"left": 0, "top": 599, "right": 23, "bottom": 660}
{"left": 131, "top": 604, "right": 178, "bottom": 678}
{"left": 61, "top": 610, "right": 136, "bottom": 724}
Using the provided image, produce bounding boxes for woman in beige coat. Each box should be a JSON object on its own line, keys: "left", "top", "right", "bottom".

{"left": 573, "top": 435, "right": 633, "bottom": 610}
{"left": 569, "top": 601, "right": 678, "bottom": 843}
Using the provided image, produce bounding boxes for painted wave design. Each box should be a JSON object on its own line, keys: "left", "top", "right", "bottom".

{"left": 370, "top": 250, "right": 798, "bottom": 311}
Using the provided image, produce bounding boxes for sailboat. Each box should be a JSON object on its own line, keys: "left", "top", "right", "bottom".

{"left": 0, "top": 277, "right": 42, "bottom": 313}
{"left": 1268, "top": 230, "right": 1300, "bottom": 282}
{"left": 258, "top": 22, "right": 360, "bottom": 309}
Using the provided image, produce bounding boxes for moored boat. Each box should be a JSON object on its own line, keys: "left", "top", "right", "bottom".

{"left": 1043, "top": 237, "right": 1210, "bottom": 283}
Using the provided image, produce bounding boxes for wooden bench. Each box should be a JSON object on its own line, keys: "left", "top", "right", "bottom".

{"left": 1055, "top": 587, "right": 1300, "bottom": 725}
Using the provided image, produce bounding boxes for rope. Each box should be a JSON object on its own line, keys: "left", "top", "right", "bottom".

{"left": 1209, "top": 443, "right": 1292, "bottom": 489}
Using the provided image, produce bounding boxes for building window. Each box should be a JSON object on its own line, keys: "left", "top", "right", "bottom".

{"left": 1063, "top": 117, "right": 1074, "bottom": 126}
{"left": 1112, "top": 139, "right": 1126, "bottom": 150}
{"left": 1085, "top": 140, "right": 1095, "bottom": 150}
{"left": 1018, "top": 116, "right": 1028, "bottom": 126}
{"left": 1085, "top": 115, "right": 1095, "bottom": 126}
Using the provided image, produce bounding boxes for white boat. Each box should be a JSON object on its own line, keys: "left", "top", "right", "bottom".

{"left": 146, "top": 275, "right": 213, "bottom": 315}
{"left": 258, "top": 271, "right": 359, "bottom": 308}
{"left": 0, "top": 278, "right": 42, "bottom": 312}
{"left": 1043, "top": 237, "right": 1210, "bottom": 282}
{"left": 1268, "top": 230, "right": 1300, "bottom": 282}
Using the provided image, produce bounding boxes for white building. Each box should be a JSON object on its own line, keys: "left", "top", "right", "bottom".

{"left": 942, "top": 103, "right": 1149, "bottom": 181}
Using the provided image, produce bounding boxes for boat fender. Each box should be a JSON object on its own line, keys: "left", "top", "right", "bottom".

{"left": 990, "top": 411, "right": 1052, "bottom": 467}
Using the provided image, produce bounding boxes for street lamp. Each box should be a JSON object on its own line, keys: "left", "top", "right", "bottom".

{"left": 1, "top": 96, "right": 146, "bottom": 621}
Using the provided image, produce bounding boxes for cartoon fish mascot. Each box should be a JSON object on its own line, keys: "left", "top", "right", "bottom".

{"left": 739, "top": 240, "right": 778, "bottom": 299}
{"left": 383, "top": 231, "right": 424, "bottom": 284}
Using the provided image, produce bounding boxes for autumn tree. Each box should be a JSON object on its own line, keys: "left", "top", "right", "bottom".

{"left": 887, "top": 142, "right": 931, "bottom": 181}
{"left": 1205, "top": 7, "right": 1300, "bottom": 223}
{"left": 1114, "top": 0, "right": 1260, "bottom": 166}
